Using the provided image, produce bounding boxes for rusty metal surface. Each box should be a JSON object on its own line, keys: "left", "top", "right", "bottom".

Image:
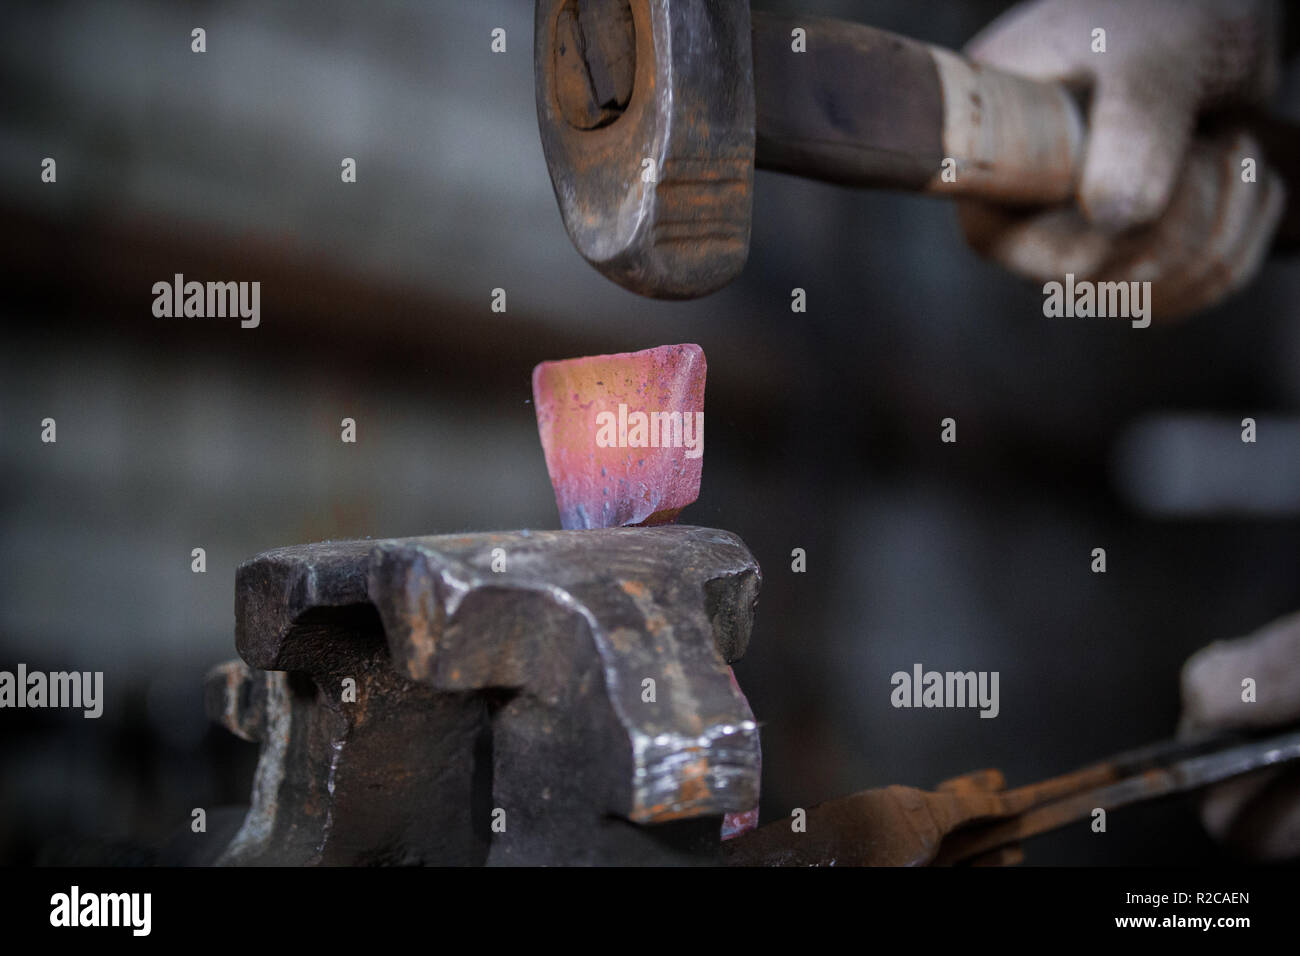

{"left": 721, "top": 778, "right": 1011, "bottom": 867}
{"left": 535, "top": 0, "right": 756, "bottom": 299}
{"left": 553, "top": 0, "right": 636, "bottom": 131}
{"left": 208, "top": 525, "right": 762, "bottom": 865}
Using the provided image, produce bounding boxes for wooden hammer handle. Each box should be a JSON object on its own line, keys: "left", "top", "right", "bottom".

{"left": 752, "top": 12, "right": 1082, "bottom": 204}
{"left": 752, "top": 11, "right": 1300, "bottom": 216}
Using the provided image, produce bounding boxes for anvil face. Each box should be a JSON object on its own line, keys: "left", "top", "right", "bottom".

{"left": 532, "top": 343, "right": 706, "bottom": 530}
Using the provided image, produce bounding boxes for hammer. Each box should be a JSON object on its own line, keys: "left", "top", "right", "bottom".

{"left": 536, "top": 0, "right": 1300, "bottom": 299}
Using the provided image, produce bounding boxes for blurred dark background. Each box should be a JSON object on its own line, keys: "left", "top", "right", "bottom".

{"left": 1, "top": 0, "right": 1297, "bottom": 866}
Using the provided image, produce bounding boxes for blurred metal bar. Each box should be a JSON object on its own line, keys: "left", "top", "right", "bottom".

{"left": 1114, "top": 415, "right": 1300, "bottom": 516}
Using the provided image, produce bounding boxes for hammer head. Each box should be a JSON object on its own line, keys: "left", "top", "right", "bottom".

{"left": 535, "top": 0, "right": 756, "bottom": 299}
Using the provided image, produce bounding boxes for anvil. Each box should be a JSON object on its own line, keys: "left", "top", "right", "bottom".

{"left": 206, "top": 525, "right": 761, "bottom": 865}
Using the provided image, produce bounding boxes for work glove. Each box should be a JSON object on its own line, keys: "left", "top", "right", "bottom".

{"left": 958, "top": 0, "right": 1286, "bottom": 320}
{"left": 1180, "top": 610, "right": 1300, "bottom": 860}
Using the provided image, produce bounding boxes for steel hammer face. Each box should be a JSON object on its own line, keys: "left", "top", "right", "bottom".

{"left": 535, "top": 0, "right": 756, "bottom": 298}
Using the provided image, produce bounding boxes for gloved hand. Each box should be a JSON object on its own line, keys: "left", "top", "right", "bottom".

{"left": 1180, "top": 610, "right": 1300, "bottom": 860}
{"left": 958, "top": 0, "right": 1286, "bottom": 319}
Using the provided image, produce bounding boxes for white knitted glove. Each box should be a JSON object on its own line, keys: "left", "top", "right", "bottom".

{"left": 1180, "top": 610, "right": 1300, "bottom": 860}
{"left": 958, "top": 0, "right": 1285, "bottom": 319}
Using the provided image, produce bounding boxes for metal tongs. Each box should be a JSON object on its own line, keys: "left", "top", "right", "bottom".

{"left": 723, "top": 726, "right": 1300, "bottom": 866}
